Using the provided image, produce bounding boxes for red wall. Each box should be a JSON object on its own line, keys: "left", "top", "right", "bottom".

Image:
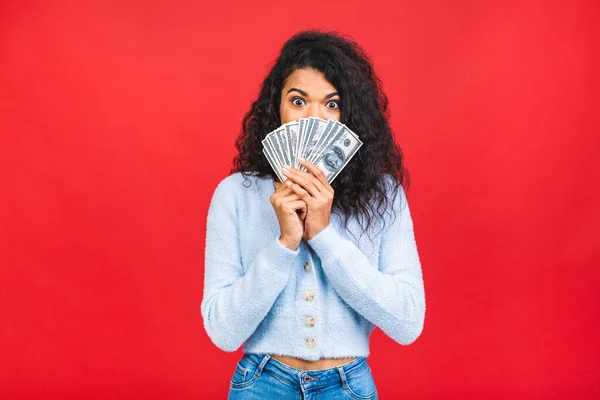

{"left": 1, "top": 1, "right": 598, "bottom": 398}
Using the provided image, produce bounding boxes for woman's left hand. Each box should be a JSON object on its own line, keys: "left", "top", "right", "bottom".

{"left": 282, "top": 157, "right": 334, "bottom": 241}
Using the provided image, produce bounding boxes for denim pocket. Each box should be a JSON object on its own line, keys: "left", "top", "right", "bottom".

{"left": 343, "top": 363, "right": 378, "bottom": 399}
{"left": 230, "top": 358, "right": 259, "bottom": 389}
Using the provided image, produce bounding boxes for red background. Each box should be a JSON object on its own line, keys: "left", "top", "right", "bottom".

{"left": 1, "top": 0, "right": 598, "bottom": 398}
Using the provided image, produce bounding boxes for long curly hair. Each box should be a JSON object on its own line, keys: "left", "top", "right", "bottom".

{"left": 232, "top": 30, "right": 410, "bottom": 234}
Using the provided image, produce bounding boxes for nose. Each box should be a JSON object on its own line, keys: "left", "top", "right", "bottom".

{"left": 305, "top": 103, "right": 325, "bottom": 120}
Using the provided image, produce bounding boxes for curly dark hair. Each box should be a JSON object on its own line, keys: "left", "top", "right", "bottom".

{"left": 231, "top": 30, "right": 411, "bottom": 234}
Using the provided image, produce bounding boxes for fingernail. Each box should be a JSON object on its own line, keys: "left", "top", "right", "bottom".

{"left": 298, "top": 156, "right": 305, "bottom": 162}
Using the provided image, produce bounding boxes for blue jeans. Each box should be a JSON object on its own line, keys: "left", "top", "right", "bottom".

{"left": 227, "top": 353, "right": 378, "bottom": 400}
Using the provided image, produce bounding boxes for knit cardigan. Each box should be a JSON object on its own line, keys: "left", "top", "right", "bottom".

{"left": 201, "top": 172, "right": 425, "bottom": 361}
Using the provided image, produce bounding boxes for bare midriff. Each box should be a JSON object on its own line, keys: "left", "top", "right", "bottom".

{"left": 271, "top": 355, "right": 357, "bottom": 370}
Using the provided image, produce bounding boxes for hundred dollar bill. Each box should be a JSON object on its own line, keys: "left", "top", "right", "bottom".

{"left": 308, "top": 121, "right": 344, "bottom": 165}
{"left": 303, "top": 118, "right": 336, "bottom": 171}
{"left": 295, "top": 118, "right": 308, "bottom": 169}
{"left": 312, "top": 126, "right": 363, "bottom": 183}
{"left": 262, "top": 147, "right": 285, "bottom": 182}
{"left": 284, "top": 122, "right": 299, "bottom": 169}
{"left": 268, "top": 127, "right": 288, "bottom": 167}
{"left": 262, "top": 138, "right": 284, "bottom": 174}
{"left": 274, "top": 127, "right": 292, "bottom": 167}
{"left": 296, "top": 117, "right": 313, "bottom": 171}
{"left": 262, "top": 135, "right": 285, "bottom": 171}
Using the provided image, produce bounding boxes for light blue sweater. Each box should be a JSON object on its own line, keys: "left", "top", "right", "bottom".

{"left": 201, "top": 172, "right": 425, "bottom": 361}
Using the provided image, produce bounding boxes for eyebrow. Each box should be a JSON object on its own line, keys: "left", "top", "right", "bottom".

{"left": 287, "top": 88, "right": 339, "bottom": 100}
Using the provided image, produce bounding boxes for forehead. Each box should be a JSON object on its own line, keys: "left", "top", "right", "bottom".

{"left": 283, "top": 68, "right": 337, "bottom": 94}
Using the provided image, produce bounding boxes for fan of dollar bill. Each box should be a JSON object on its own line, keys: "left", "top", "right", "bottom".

{"left": 262, "top": 117, "right": 363, "bottom": 183}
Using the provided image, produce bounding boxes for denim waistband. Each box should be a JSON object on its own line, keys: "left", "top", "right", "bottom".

{"left": 243, "top": 353, "right": 368, "bottom": 389}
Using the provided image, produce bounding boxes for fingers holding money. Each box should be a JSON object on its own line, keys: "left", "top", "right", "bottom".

{"left": 298, "top": 157, "right": 334, "bottom": 195}
{"left": 281, "top": 164, "right": 331, "bottom": 202}
{"left": 272, "top": 182, "right": 307, "bottom": 218}
{"left": 280, "top": 163, "right": 333, "bottom": 240}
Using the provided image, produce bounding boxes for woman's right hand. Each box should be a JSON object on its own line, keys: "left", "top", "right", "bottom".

{"left": 270, "top": 181, "right": 307, "bottom": 251}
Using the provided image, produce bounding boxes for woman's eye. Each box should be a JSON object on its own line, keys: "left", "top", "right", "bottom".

{"left": 326, "top": 101, "right": 340, "bottom": 110}
{"left": 292, "top": 97, "right": 306, "bottom": 107}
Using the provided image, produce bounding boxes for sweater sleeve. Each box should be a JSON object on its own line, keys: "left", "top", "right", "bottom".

{"left": 307, "top": 183, "right": 426, "bottom": 345}
{"left": 200, "top": 178, "right": 299, "bottom": 351}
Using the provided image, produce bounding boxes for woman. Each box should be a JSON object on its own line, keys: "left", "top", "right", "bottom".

{"left": 201, "top": 30, "right": 426, "bottom": 399}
